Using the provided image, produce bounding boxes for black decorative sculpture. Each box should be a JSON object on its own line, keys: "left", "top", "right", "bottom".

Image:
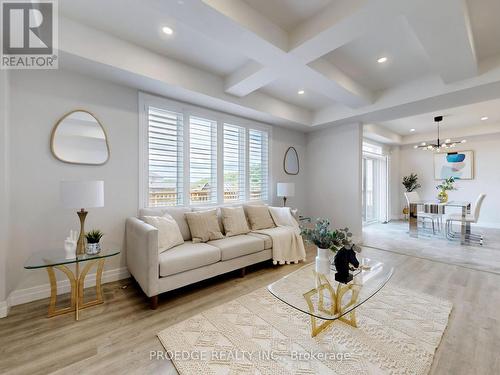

{"left": 334, "top": 245, "right": 360, "bottom": 284}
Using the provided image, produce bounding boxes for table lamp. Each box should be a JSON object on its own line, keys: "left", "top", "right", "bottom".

{"left": 61, "top": 180, "right": 104, "bottom": 255}
{"left": 277, "top": 182, "right": 295, "bottom": 207}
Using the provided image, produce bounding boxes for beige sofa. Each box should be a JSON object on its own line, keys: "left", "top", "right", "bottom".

{"left": 126, "top": 206, "right": 279, "bottom": 308}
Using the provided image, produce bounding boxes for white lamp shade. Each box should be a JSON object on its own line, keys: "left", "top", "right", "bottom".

{"left": 61, "top": 180, "right": 104, "bottom": 209}
{"left": 277, "top": 182, "right": 295, "bottom": 197}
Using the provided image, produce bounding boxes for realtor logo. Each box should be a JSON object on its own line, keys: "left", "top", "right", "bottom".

{"left": 1, "top": 0, "right": 58, "bottom": 69}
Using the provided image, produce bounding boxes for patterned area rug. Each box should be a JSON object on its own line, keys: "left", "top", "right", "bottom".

{"left": 158, "top": 286, "right": 452, "bottom": 374}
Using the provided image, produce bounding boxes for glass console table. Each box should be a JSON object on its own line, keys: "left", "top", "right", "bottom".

{"left": 24, "top": 249, "right": 120, "bottom": 320}
{"left": 268, "top": 258, "right": 393, "bottom": 337}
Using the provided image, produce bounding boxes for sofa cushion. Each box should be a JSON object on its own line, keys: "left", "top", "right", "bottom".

{"left": 140, "top": 207, "right": 192, "bottom": 241}
{"left": 244, "top": 205, "right": 275, "bottom": 230}
{"left": 247, "top": 232, "right": 272, "bottom": 249}
{"left": 208, "top": 235, "right": 264, "bottom": 261}
{"left": 159, "top": 241, "right": 221, "bottom": 277}
{"left": 221, "top": 206, "right": 250, "bottom": 237}
{"left": 192, "top": 206, "right": 225, "bottom": 234}
{"left": 269, "top": 206, "right": 299, "bottom": 228}
{"left": 142, "top": 214, "right": 184, "bottom": 253}
{"left": 185, "top": 209, "right": 224, "bottom": 243}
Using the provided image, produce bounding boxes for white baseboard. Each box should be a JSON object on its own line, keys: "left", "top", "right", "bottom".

{"left": 0, "top": 299, "right": 9, "bottom": 318}
{"left": 1, "top": 266, "right": 130, "bottom": 318}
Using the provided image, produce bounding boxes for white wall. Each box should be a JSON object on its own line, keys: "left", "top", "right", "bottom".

{"left": 2, "top": 68, "right": 308, "bottom": 311}
{"left": 7, "top": 69, "right": 139, "bottom": 295}
{"left": 306, "top": 123, "right": 363, "bottom": 240}
{"left": 398, "top": 133, "right": 500, "bottom": 227}
{"left": 0, "top": 71, "right": 9, "bottom": 313}
{"left": 271, "top": 126, "right": 307, "bottom": 212}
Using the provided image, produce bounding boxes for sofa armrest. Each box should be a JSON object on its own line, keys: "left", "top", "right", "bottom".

{"left": 126, "top": 217, "right": 159, "bottom": 297}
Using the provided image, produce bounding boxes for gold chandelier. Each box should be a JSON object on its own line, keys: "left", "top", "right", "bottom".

{"left": 414, "top": 116, "right": 466, "bottom": 151}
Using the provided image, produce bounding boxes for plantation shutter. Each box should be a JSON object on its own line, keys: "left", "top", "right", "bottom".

{"left": 248, "top": 128, "right": 269, "bottom": 201}
{"left": 189, "top": 116, "right": 218, "bottom": 204}
{"left": 147, "top": 106, "right": 184, "bottom": 207}
{"left": 223, "top": 124, "right": 246, "bottom": 202}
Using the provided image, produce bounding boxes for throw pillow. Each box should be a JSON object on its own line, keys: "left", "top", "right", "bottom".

{"left": 269, "top": 206, "right": 299, "bottom": 228}
{"left": 142, "top": 214, "right": 184, "bottom": 254}
{"left": 244, "top": 205, "right": 275, "bottom": 230}
{"left": 185, "top": 209, "right": 224, "bottom": 243}
{"left": 221, "top": 206, "right": 250, "bottom": 237}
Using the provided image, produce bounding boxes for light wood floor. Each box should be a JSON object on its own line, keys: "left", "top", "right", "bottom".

{"left": 1, "top": 245, "right": 499, "bottom": 375}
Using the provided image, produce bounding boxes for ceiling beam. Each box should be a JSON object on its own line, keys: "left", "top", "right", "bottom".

{"left": 59, "top": 17, "right": 312, "bottom": 128}
{"left": 158, "top": 0, "right": 373, "bottom": 107}
{"left": 404, "top": 0, "right": 477, "bottom": 83}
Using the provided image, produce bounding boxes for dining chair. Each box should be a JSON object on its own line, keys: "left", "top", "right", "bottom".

{"left": 445, "top": 193, "right": 486, "bottom": 244}
{"left": 404, "top": 191, "right": 442, "bottom": 234}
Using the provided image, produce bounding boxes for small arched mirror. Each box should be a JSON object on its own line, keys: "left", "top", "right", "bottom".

{"left": 284, "top": 146, "right": 299, "bottom": 175}
{"left": 51, "top": 110, "right": 109, "bottom": 165}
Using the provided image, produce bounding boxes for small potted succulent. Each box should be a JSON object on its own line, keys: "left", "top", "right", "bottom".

{"left": 85, "top": 229, "right": 103, "bottom": 255}
{"left": 301, "top": 219, "right": 360, "bottom": 278}
{"left": 436, "top": 177, "right": 456, "bottom": 203}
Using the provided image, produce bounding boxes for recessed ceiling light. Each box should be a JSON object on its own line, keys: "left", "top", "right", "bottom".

{"left": 481, "top": 116, "right": 488, "bottom": 121}
{"left": 410, "top": 128, "right": 415, "bottom": 132}
{"left": 297, "top": 89, "right": 305, "bottom": 95}
{"left": 162, "top": 26, "right": 174, "bottom": 35}
{"left": 377, "top": 56, "right": 388, "bottom": 64}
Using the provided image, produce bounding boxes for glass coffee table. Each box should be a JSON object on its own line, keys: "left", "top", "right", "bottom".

{"left": 24, "top": 249, "right": 120, "bottom": 320}
{"left": 268, "top": 258, "right": 393, "bottom": 337}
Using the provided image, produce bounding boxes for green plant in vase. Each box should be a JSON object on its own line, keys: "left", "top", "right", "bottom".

{"left": 402, "top": 173, "right": 421, "bottom": 216}
{"left": 301, "top": 219, "right": 359, "bottom": 275}
{"left": 436, "top": 177, "right": 456, "bottom": 203}
{"left": 85, "top": 229, "right": 104, "bottom": 255}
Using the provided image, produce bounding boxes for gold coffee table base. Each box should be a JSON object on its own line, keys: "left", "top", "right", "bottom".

{"left": 303, "top": 272, "right": 360, "bottom": 337}
{"left": 46, "top": 258, "right": 105, "bottom": 320}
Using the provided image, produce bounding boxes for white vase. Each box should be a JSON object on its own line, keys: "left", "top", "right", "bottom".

{"left": 315, "top": 247, "right": 331, "bottom": 275}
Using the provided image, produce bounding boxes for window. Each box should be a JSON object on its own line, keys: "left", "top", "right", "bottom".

{"left": 223, "top": 124, "right": 246, "bottom": 202}
{"left": 147, "top": 107, "right": 184, "bottom": 207}
{"left": 140, "top": 94, "right": 270, "bottom": 208}
{"left": 189, "top": 116, "right": 217, "bottom": 204}
{"left": 249, "top": 129, "right": 269, "bottom": 201}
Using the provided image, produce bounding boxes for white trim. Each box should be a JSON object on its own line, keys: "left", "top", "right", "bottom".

{"left": 473, "top": 222, "right": 500, "bottom": 229}
{"left": 138, "top": 92, "right": 272, "bottom": 209}
{"left": 0, "top": 267, "right": 129, "bottom": 317}
{"left": 0, "top": 300, "right": 9, "bottom": 318}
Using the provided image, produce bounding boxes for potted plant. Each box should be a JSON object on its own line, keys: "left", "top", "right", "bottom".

{"left": 436, "top": 177, "right": 456, "bottom": 203}
{"left": 301, "top": 219, "right": 358, "bottom": 275}
{"left": 85, "top": 229, "right": 103, "bottom": 255}
{"left": 402, "top": 173, "right": 421, "bottom": 216}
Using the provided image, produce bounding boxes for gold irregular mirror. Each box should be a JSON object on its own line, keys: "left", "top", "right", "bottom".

{"left": 51, "top": 110, "right": 109, "bottom": 165}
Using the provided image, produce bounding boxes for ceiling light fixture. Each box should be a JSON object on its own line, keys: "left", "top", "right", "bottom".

{"left": 297, "top": 89, "right": 305, "bottom": 95}
{"left": 162, "top": 26, "right": 174, "bottom": 35}
{"left": 377, "top": 56, "right": 388, "bottom": 63}
{"left": 481, "top": 116, "right": 488, "bottom": 121}
{"left": 414, "top": 116, "right": 466, "bottom": 152}
{"left": 410, "top": 128, "right": 415, "bottom": 132}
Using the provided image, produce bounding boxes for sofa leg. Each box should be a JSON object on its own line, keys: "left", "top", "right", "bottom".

{"left": 150, "top": 295, "right": 159, "bottom": 310}
{"left": 239, "top": 267, "right": 246, "bottom": 278}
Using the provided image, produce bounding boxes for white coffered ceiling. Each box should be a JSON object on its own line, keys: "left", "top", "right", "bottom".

{"left": 58, "top": 0, "right": 500, "bottom": 131}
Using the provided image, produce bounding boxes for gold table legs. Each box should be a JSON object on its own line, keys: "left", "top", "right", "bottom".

{"left": 46, "top": 259, "right": 105, "bottom": 320}
{"left": 303, "top": 272, "right": 361, "bottom": 337}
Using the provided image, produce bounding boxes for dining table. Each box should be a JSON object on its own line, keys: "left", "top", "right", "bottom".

{"left": 409, "top": 200, "right": 472, "bottom": 245}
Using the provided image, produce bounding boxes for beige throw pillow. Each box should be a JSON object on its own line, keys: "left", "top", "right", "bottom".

{"left": 269, "top": 206, "right": 299, "bottom": 228}
{"left": 244, "top": 205, "right": 275, "bottom": 230}
{"left": 142, "top": 214, "right": 184, "bottom": 254}
{"left": 185, "top": 209, "right": 224, "bottom": 243}
{"left": 221, "top": 206, "right": 250, "bottom": 237}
